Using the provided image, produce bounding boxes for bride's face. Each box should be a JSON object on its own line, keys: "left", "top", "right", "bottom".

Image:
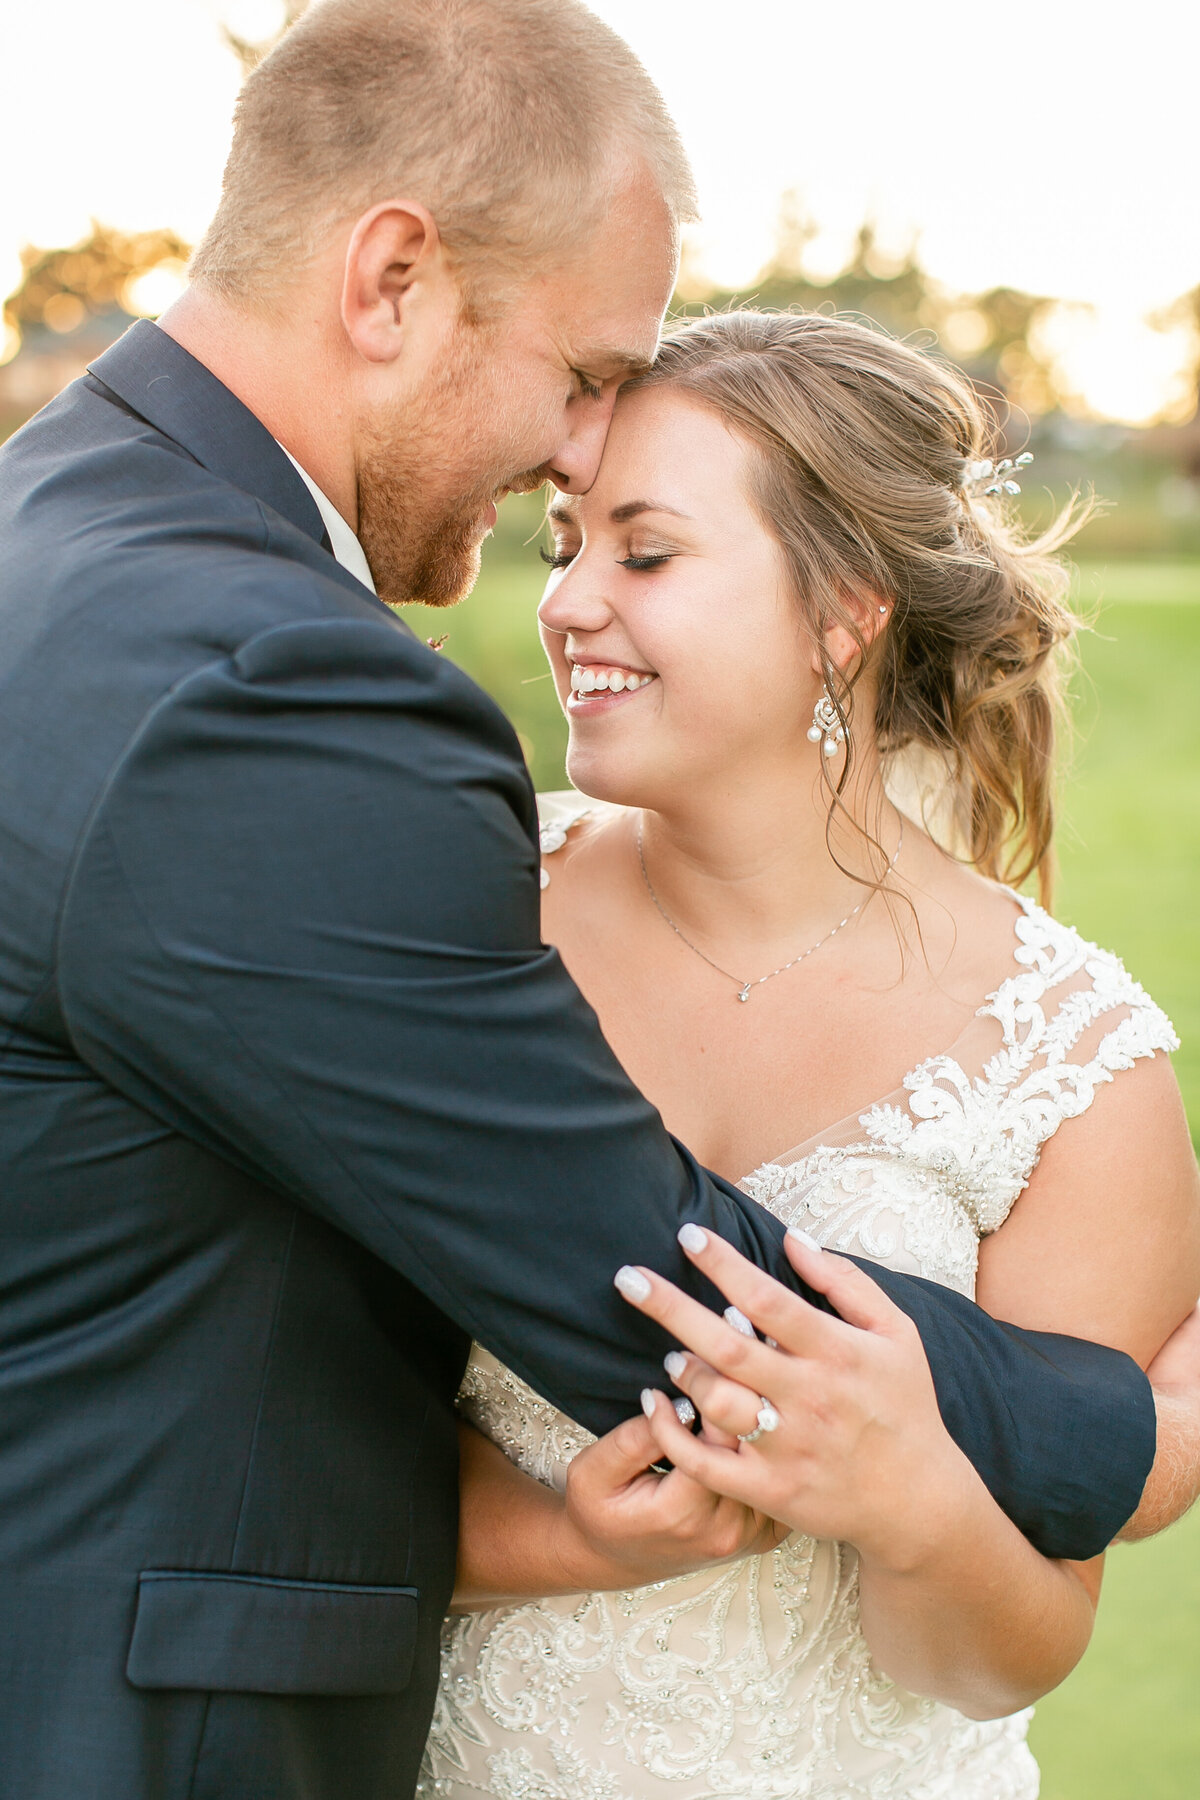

{"left": 537, "top": 386, "right": 817, "bottom": 809}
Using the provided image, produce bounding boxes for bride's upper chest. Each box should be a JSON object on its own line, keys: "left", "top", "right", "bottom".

{"left": 540, "top": 814, "right": 1011, "bottom": 1187}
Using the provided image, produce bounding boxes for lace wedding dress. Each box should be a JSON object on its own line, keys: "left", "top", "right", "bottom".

{"left": 418, "top": 795, "right": 1177, "bottom": 1800}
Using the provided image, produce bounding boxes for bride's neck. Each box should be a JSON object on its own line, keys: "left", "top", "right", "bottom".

{"left": 636, "top": 752, "right": 902, "bottom": 953}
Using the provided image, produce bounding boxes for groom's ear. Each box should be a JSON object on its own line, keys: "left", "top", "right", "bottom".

{"left": 340, "top": 199, "right": 454, "bottom": 365}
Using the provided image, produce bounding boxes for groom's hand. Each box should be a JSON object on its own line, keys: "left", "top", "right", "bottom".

{"left": 561, "top": 1410, "right": 789, "bottom": 1589}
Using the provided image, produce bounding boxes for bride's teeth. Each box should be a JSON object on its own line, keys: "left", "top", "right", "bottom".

{"left": 570, "top": 665, "right": 655, "bottom": 697}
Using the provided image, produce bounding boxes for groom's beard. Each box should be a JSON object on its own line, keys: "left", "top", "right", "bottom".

{"left": 356, "top": 334, "right": 543, "bottom": 610}
{"left": 358, "top": 463, "right": 490, "bottom": 609}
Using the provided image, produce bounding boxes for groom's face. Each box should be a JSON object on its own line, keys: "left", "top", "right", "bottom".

{"left": 356, "top": 171, "right": 677, "bottom": 608}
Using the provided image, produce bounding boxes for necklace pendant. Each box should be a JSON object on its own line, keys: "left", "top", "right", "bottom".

{"left": 737, "top": 984, "right": 752, "bottom": 1003}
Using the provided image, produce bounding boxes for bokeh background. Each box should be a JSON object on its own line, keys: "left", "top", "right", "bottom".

{"left": 2, "top": 3, "right": 1196, "bottom": 1792}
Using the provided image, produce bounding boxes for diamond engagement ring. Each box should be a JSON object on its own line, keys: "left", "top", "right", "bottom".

{"left": 737, "top": 1400, "right": 781, "bottom": 1445}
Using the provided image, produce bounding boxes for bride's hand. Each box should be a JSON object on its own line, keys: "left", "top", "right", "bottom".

{"left": 615, "top": 1226, "right": 974, "bottom": 1573}
{"left": 561, "top": 1408, "right": 790, "bottom": 1589}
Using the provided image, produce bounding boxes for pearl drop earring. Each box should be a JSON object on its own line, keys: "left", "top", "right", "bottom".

{"left": 807, "top": 687, "right": 847, "bottom": 758}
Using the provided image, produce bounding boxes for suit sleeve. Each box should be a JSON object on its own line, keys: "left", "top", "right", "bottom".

{"left": 55, "top": 616, "right": 1154, "bottom": 1559}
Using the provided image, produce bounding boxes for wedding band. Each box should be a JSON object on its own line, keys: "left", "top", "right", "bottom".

{"left": 737, "top": 1399, "right": 781, "bottom": 1444}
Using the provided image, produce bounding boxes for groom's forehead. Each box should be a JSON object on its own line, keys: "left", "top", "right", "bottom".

{"left": 547, "top": 244, "right": 673, "bottom": 376}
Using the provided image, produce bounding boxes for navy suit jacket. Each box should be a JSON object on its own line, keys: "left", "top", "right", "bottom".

{"left": 0, "top": 322, "right": 1154, "bottom": 1800}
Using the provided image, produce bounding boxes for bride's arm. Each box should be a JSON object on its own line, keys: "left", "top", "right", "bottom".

{"left": 1119, "top": 1303, "right": 1200, "bottom": 1540}
{"left": 450, "top": 1417, "right": 788, "bottom": 1612}
{"left": 617, "top": 1054, "right": 1200, "bottom": 1719}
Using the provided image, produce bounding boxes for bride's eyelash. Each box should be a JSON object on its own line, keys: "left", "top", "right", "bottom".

{"left": 538, "top": 549, "right": 673, "bottom": 572}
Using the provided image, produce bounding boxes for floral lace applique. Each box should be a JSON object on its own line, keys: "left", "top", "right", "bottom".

{"left": 537, "top": 791, "right": 598, "bottom": 889}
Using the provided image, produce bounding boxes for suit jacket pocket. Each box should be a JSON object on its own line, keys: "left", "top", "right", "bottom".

{"left": 126, "top": 1569, "right": 419, "bottom": 1695}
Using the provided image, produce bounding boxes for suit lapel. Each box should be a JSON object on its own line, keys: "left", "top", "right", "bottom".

{"left": 87, "top": 320, "right": 332, "bottom": 554}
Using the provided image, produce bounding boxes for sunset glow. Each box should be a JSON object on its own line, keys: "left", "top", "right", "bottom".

{"left": 1, "top": 0, "right": 1196, "bottom": 423}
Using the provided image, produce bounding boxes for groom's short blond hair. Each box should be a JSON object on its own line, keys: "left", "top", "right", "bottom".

{"left": 191, "top": 0, "right": 695, "bottom": 303}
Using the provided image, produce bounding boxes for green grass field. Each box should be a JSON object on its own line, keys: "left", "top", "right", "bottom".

{"left": 405, "top": 551, "right": 1200, "bottom": 1798}
{"left": 1031, "top": 561, "right": 1200, "bottom": 1798}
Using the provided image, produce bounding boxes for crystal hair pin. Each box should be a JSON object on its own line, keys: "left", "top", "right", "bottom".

{"left": 963, "top": 452, "right": 1034, "bottom": 497}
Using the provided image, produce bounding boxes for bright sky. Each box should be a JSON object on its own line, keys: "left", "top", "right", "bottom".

{"left": 2, "top": 0, "right": 1197, "bottom": 421}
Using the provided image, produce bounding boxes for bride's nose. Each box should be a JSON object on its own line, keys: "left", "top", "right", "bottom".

{"left": 537, "top": 568, "right": 615, "bottom": 638}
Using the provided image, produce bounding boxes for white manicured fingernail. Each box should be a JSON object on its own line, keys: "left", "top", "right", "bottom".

{"left": 678, "top": 1223, "right": 708, "bottom": 1253}
{"left": 673, "top": 1396, "right": 696, "bottom": 1427}
{"left": 664, "top": 1350, "right": 687, "bottom": 1381}
{"left": 724, "top": 1305, "right": 756, "bottom": 1337}
{"left": 615, "top": 1266, "right": 652, "bottom": 1302}
{"left": 641, "top": 1388, "right": 657, "bottom": 1417}
{"left": 786, "top": 1228, "right": 823, "bottom": 1253}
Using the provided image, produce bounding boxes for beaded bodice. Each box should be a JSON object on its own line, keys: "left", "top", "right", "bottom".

{"left": 419, "top": 796, "right": 1177, "bottom": 1800}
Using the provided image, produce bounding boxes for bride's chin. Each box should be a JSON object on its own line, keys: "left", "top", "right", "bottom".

{"left": 563, "top": 751, "right": 624, "bottom": 806}
{"left": 564, "top": 744, "right": 672, "bottom": 812}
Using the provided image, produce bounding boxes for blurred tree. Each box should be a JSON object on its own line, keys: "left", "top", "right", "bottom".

{"left": 3, "top": 223, "right": 191, "bottom": 341}
{"left": 1157, "top": 282, "right": 1200, "bottom": 420}
{"left": 1141, "top": 283, "right": 1200, "bottom": 480}
{"left": 222, "top": 0, "right": 310, "bottom": 74}
{"left": 1, "top": 4, "right": 318, "bottom": 358}
{"left": 673, "top": 194, "right": 1067, "bottom": 425}
{"left": 960, "top": 285, "right": 1064, "bottom": 417}
{"left": 675, "top": 205, "right": 940, "bottom": 344}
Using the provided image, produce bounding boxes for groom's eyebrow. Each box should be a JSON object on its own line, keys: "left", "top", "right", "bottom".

{"left": 578, "top": 346, "right": 654, "bottom": 380}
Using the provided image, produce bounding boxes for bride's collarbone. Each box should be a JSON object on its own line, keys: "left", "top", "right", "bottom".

{"left": 557, "top": 948, "right": 977, "bottom": 1182}
{"left": 541, "top": 822, "right": 1024, "bottom": 1172}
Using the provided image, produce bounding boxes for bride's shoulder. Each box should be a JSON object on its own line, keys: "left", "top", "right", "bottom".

{"left": 535, "top": 789, "right": 625, "bottom": 889}
{"left": 905, "top": 836, "right": 1176, "bottom": 1048}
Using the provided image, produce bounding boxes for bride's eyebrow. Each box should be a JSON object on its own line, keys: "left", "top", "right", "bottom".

{"left": 545, "top": 499, "right": 692, "bottom": 528}
{"left": 609, "top": 500, "right": 692, "bottom": 523}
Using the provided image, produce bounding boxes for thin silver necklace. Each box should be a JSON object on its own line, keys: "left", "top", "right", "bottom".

{"left": 635, "top": 817, "right": 904, "bottom": 1003}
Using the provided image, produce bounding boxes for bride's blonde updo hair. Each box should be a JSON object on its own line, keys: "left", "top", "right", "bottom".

{"left": 628, "top": 309, "right": 1087, "bottom": 903}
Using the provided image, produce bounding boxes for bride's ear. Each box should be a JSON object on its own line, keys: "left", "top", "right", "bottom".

{"left": 810, "top": 591, "right": 892, "bottom": 677}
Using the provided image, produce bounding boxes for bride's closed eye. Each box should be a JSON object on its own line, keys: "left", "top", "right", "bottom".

{"left": 538, "top": 543, "right": 675, "bottom": 571}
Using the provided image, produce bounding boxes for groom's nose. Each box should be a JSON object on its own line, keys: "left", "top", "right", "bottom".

{"left": 543, "top": 389, "right": 620, "bottom": 493}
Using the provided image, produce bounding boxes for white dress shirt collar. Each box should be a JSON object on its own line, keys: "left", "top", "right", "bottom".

{"left": 276, "top": 442, "right": 377, "bottom": 596}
